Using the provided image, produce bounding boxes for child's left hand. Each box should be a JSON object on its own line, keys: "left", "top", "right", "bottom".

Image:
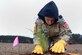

{"left": 50, "top": 39, "right": 67, "bottom": 53}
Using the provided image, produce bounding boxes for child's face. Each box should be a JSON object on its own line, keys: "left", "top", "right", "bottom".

{"left": 45, "top": 17, "right": 55, "bottom": 25}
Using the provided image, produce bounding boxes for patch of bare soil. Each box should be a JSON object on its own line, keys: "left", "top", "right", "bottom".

{"left": 18, "top": 44, "right": 81, "bottom": 55}
{"left": 19, "top": 51, "right": 80, "bottom": 55}
{"left": 19, "top": 53, "right": 80, "bottom": 55}
{"left": 0, "top": 43, "right": 81, "bottom": 55}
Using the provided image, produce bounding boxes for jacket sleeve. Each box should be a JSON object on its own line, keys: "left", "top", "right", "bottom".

{"left": 33, "top": 18, "right": 44, "bottom": 45}
{"left": 59, "top": 18, "right": 72, "bottom": 42}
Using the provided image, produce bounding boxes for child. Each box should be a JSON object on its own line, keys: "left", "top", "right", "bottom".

{"left": 32, "top": 1, "right": 72, "bottom": 54}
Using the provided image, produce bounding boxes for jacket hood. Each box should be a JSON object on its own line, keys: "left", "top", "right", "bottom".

{"left": 38, "top": 1, "right": 59, "bottom": 22}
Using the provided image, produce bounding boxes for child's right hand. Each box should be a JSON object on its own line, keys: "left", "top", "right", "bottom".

{"left": 32, "top": 45, "right": 43, "bottom": 54}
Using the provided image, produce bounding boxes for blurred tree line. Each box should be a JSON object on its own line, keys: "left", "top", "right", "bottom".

{"left": 69, "top": 34, "right": 82, "bottom": 44}
{"left": 0, "top": 34, "right": 82, "bottom": 44}
{"left": 0, "top": 35, "right": 33, "bottom": 43}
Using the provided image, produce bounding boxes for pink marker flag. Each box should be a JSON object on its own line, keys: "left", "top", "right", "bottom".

{"left": 13, "top": 36, "right": 19, "bottom": 47}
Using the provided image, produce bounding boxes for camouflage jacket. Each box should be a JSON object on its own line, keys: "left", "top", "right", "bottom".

{"left": 33, "top": 18, "right": 72, "bottom": 45}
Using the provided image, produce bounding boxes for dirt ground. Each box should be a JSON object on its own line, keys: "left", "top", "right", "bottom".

{"left": 19, "top": 52, "right": 80, "bottom": 55}
{"left": 14, "top": 44, "right": 82, "bottom": 55}
{"left": 0, "top": 43, "right": 81, "bottom": 55}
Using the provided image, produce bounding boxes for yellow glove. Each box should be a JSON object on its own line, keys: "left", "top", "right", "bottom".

{"left": 32, "top": 45, "right": 43, "bottom": 54}
{"left": 50, "top": 39, "right": 67, "bottom": 53}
